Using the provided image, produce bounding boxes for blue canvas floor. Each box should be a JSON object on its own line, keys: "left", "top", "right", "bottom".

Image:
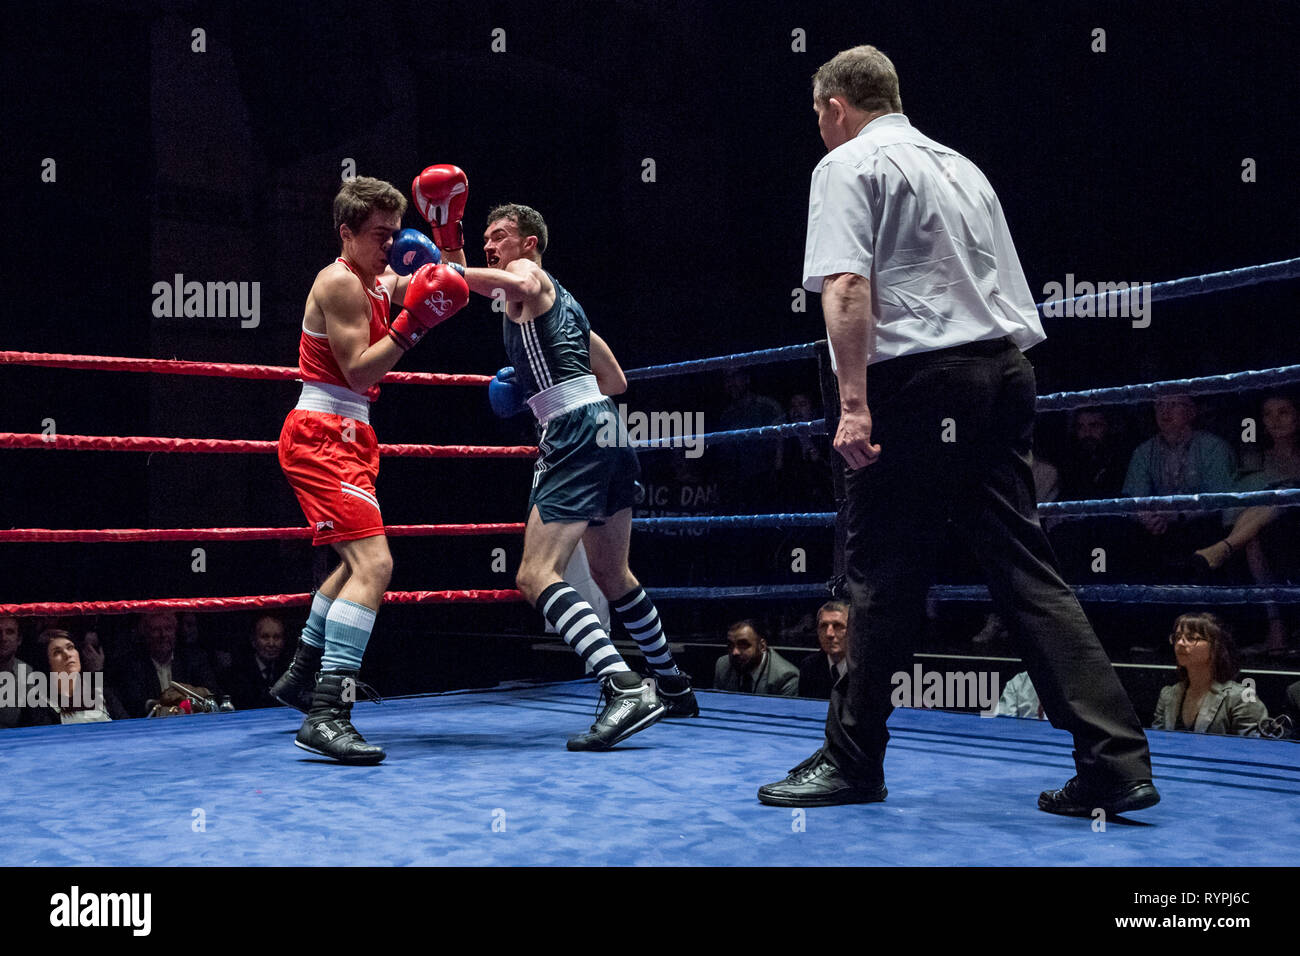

{"left": 2, "top": 680, "right": 1296, "bottom": 866}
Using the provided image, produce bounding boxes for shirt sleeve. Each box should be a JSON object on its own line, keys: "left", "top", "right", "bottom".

{"left": 802, "top": 158, "right": 876, "bottom": 293}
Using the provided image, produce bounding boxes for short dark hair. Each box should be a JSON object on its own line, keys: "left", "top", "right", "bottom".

{"left": 486, "top": 203, "right": 548, "bottom": 255}
{"left": 813, "top": 45, "right": 903, "bottom": 114}
{"left": 727, "top": 619, "right": 765, "bottom": 643}
{"left": 333, "top": 176, "right": 407, "bottom": 237}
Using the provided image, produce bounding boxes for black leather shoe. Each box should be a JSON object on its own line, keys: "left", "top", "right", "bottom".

{"left": 757, "top": 751, "right": 887, "bottom": 807}
{"left": 1038, "top": 776, "right": 1160, "bottom": 816}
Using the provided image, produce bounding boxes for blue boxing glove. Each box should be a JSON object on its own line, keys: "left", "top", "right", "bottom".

{"left": 388, "top": 228, "right": 441, "bottom": 275}
{"left": 488, "top": 367, "right": 528, "bottom": 418}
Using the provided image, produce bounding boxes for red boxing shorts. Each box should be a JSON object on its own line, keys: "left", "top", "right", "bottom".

{"left": 278, "top": 409, "right": 384, "bottom": 545}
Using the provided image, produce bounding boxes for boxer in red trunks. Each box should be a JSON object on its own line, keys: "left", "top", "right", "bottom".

{"left": 272, "top": 175, "right": 468, "bottom": 764}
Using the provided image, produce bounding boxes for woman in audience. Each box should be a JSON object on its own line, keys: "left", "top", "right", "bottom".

{"left": 1152, "top": 612, "right": 1267, "bottom": 736}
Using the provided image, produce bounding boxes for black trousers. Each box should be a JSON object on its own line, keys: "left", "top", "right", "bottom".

{"left": 825, "top": 338, "right": 1153, "bottom": 789}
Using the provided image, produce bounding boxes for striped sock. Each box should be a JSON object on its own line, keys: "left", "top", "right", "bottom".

{"left": 538, "top": 582, "right": 631, "bottom": 678}
{"left": 301, "top": 591, "right": 333, "bottom": 649}
{"left": 320, "top": 599, "right": 376, "bottom": 671}
{"left": 611, "top": 586, "right": 681, "bottom": 677}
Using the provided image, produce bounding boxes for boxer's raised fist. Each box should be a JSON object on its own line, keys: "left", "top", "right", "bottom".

{"left": 388, "top": 262, "right": 470, "bottom": 350}
{"left": 412, "top": 164, "right": 468, "bottom": 251}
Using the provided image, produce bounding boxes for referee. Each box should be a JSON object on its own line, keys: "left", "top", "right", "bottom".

{"left": 757, "top": 46, "right": 1159, "bottom": 816}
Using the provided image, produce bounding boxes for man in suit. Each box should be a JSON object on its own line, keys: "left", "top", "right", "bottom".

{"left": 714, "top": 620, "right": 799, "bottom": 696}
{"left": 222, "top": 615, "right": 294, "bottom": 711}
{"left": 798, "top": 601, "right": 850, "bottom": 700}
{"left": 117, "top": 611, "right": 220, "bottom": 717}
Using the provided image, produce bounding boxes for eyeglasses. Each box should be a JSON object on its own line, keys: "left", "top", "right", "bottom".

{"left": 1169, "top": 633, "right": 1210, "bottom": 645}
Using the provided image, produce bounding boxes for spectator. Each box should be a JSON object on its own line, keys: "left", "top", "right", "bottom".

{"left": 1190, "top": 393, "right": 1300, "bottom": 657}
{"left": 798, "top": 601, "right": 850, "bottom": 700}
{"left": 22, "top": 629, "right": 127, "bottom": 725}
{"left": 1122, "top": 394, "right": 1236, "bottom": 579}
{"left": 78, "top": 627, "right": 106, "bottom": 674}
{"left": 779, "top": 392, "right": 833, "bottom": 509}
{"left": 716, "top": 370, "right": 785, "bottom": 513}
{"left": 223, "top": 614, "right": 294, "bottom": 711}
{"left": 1152, "top": 612, "right": 1267, "bottom": 736}
{"left": 0, "top": 616, "right": 34, "bottom": 729}
{"left": 997, "top": 671, "right": 1046, "bottom": 719}
{"left": 118, "top": 611, "right": 220, "bottom": 718}
{"left": 1049, "top": 406, "right": 1135, "bottom": 581}
{"left": 1059, "top": 407, "right": 1127, "bottom": 501}
{"left": 714, "top": 620, "right": 798, "bottom": 696}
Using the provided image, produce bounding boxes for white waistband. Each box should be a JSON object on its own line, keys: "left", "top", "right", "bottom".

{"left": 295, "top": 381, "right": 370, "bottom": 424}
{"left": 527, "top": 375, "right": 605, "bottom": 424}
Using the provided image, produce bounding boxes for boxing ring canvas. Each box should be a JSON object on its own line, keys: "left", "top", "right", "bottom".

{"left": 2, "top": 680, "right": 1296, "bottom": 867}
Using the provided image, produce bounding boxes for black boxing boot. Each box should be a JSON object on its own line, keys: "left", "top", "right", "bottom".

{"left": 656, "top": 672, "right": 700, "bottom": 718}
{"left": 567, "top": 672, "right": 666, "bottom": 751}
{"left": 271, "top": 640, "right": 323, "bottom": 713}
{"left": 294, "top": 671, "right": 386, "bottom": 765}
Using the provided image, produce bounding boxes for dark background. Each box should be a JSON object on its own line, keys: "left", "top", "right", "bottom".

{"left": 2, "top": 1, "right": 1298, "bottom": 701}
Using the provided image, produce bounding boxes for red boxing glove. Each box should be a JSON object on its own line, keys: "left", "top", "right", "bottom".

{"left": 412, "top": 164, "right": 468, "bottom": 250}
{"left": 388, "top": 263, "right": 470, "bottom": 350}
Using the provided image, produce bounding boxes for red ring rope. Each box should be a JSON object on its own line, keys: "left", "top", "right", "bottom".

{"left": 0, "top": 524, "right": 526, "bottom": 543}
{"left": 0, "top": 590, "right": 526, "bottom": 617}
{"left": 0, "top": 433, "right": 537, "bottom": 458}
{"left": 0, "top": 350, "right": 490, "bottom": 386}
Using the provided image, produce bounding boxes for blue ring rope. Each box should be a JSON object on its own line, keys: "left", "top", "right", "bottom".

{"left": 631, "top": 489, "right": 1300, "bottom": 530}
{"left": 646, "top": 583, "right": 1300, "bottom": 604}
{"left": 622, "top": 257, "right": 1300, "bottom": 382}
{"left": 631, "top": 418, "right": 826, "bottom": 450}
{"left": 1038, "top": 364, "right": 1300, "bottom": 411}
{"left": 1037, "top": 256, "right": 1300, "bottom": 316}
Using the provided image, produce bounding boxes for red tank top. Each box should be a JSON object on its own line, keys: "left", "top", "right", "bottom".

{"left": 297, "top": 257, "right": 391, "bottom": 402}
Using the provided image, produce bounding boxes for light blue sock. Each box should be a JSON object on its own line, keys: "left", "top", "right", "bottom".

{"left": 301, "top": 591, "right": 333, "bottom": 649}
{"left": 320, "top": 599, "right": 376, "bottom": 671}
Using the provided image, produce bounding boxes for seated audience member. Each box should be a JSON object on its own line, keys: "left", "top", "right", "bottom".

{"left": 779, "top": 392, "right": 833, "bottom": 510}
{"left": 798, "top": 601, "right": 849, "bottom": 700}
{"left": 223, "top": 614, "right": 294, "bottom": 711}
{"left": 21, "top": 629, "right": 128, "bottom": 726}
{"left": 1152, "top": 612, "right": 1267, "bottom": 736}
{"left": 997, "top": 671, "right": 1046, "bottom": 720}
{"left": 118, "top": 611, "right": 220, "bottom": 718}
{"left": 1059, "top": 407, "right": 1128, "bottom": 501}
{"left": 0, "top": 616, "right": 35, "bottom": 730}
{"left": 714, "top": 620, "right": 798, "bottom": 696}
{"left": 1122, "top": 395, "right": 1236, "bottom": 579}
{"left": 1189, "top": 394, "right": 1300, "bottom": 657}
{"left": 716, "top": 370, "right": 785, "bottom": 513}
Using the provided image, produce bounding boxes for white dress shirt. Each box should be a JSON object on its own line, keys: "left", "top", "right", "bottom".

{"left": 803, "top": 113, "right": 1045, "bottom": 365}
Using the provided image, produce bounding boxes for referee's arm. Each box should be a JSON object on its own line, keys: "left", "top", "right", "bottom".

{"left": 822, "top": 271, "right": 880, "bottom": 469}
